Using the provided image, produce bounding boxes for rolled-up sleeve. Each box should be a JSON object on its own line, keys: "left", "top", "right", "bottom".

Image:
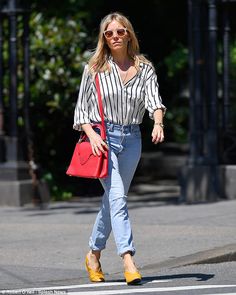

{"left": 145, "top": 67, "right": 166, "bottom": 120}
{"left": 73, "top": 65, "right": 92, "bottom": 131}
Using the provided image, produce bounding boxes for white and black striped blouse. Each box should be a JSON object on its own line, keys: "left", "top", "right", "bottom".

{"left": 73, "top": 59, "right": 166, "bottom": 130}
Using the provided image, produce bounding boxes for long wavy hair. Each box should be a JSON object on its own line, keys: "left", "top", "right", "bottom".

{"left": 88, "top": 12, "right": 151, "bottom": 74}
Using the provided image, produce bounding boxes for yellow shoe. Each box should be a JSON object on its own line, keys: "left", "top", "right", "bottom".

{"left": 85, "top": 255, "right": 105, "bottom": 282}
{"left": 124, "top": 270, "right": 142, "bottom": 285}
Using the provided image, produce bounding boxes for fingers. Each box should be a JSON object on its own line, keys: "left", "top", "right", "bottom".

{"left": 152, "top": 127, "right": 164, "bottom": 144}
{"left": 152, "top": 133, "right": 164, "bottom": 144}
{"left": 152, "top": 136, "right": 164, "bottom": 144}
{"left": 92, "top": 145, "right": 100, "bottom": 156}
{"left": 88, "top": 131, "right": 109, "bottom": 156}
{"left": 91, "top": 140, "right": 109, "bottom": 156}
{"left": 100, "top": 141, "right": 109, "bottom": 151}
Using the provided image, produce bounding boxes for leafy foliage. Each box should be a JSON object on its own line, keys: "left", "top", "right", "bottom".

{"left": 27, "top": 12, "right": 91, "bottom": 200}
{"left": 162, "top": 43, "right": 189, "bottom": 143}
{"left": 29, "top": 13, "right": 90, "bottom": 111}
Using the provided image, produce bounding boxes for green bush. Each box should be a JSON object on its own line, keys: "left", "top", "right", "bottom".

{"left": 162, "top": 43, "right": 189, "bottom": 143}
{"left": 28, "top": 12, "right": 91, "bottom": 200}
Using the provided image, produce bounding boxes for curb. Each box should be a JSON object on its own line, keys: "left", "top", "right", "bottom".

{"left": 140, "top": 243, "right": 236, "bottom": 272}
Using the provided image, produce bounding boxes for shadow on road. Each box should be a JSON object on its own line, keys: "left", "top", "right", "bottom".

{"left": 141, "top": 273, "right": 215, "bottom": 283}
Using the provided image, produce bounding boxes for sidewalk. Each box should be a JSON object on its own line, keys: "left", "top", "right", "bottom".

{"left": 0, "top": 192, "right": 236, "bottom": 290}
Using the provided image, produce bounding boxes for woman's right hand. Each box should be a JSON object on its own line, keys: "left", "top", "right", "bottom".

{"left": 81, "top": 124, "right": 109, "bottom": 156}
{"left": 89, "top": 131, "right": 109, "bottom": 156}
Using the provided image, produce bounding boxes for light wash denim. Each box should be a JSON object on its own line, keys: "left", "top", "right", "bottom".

{"left": 89, "top": 122, "right": 142, "bottom": 256}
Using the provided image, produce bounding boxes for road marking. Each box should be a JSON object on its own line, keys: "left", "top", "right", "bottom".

{"left": 207, "top": 293, "right": 236, "bottom": 295}
{"left": 0, "top": 280, "right": 171, "bottom": 294}
{"left": 1, "top": 283, "right": 236, "bottom": 295}
{"left": 66, "top": 285, "right": 236, "bottom": 295}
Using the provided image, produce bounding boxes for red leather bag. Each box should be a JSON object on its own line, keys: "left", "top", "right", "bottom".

{"left": 66, "top": 75, "right": 108, "bottom": 179}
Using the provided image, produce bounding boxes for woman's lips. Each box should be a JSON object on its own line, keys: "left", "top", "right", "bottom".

{"left": 112, "top": 42, "right": 121, "bottom": 45}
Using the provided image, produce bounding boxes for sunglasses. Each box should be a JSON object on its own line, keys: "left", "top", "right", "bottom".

{"left": 103, "top": 28, "right": 128, "bottom": 39}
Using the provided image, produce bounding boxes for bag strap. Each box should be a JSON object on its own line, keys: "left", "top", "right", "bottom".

{"left": 95, "top": 74, "right": 107, "bottom": 140}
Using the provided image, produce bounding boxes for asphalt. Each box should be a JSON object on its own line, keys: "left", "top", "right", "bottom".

{"left": 0, "top": 183, "right": 236, "bottom": 290}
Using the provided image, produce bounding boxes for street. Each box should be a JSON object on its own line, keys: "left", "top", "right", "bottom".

{"left": 1, "top": 262, "right": 236, "bottom": 294}
{"left": 0, "top": 195, "right": 236, "bottom": 294}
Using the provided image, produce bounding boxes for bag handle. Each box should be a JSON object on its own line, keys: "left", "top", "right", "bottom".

{"left": 95, "top": 74, "right": 107, "bottom": 140}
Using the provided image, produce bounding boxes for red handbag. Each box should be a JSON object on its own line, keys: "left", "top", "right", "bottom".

{"left": 66, "top": 74, "right": 108, "bottom": 179}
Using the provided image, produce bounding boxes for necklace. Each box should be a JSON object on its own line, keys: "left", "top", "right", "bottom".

{"left": 121, "top": 66, "right": 130, "bottom": 84}
{"left": 113, "top": 58, "right": 132, "bottom": 84}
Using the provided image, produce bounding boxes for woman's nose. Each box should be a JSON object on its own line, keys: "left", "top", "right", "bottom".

{"left": 112, "top": 32, "right": 119, "bottom": 39}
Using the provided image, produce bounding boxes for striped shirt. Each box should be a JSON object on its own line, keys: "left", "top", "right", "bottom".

{"left": 73, "top": 59, "right": 166, "bottom": 130}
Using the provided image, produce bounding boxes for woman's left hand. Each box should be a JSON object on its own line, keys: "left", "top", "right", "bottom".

{"left": 151, "top": 125, "right": 164, "bottom": 144}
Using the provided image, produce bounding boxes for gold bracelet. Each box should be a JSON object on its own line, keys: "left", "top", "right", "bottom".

{"left": 154, "top": 122, "right": 164, "bottom": 128}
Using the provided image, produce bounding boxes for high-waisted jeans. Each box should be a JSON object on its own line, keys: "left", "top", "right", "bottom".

{"left": 89, "top": 122, "right": 142, "bottom": 256}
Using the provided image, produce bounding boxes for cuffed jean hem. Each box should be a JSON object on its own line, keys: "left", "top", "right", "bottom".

{"left": 119, "top": 247, "right": 136, "bottom": 257}
{"left": 89, "top": 247, "right": 106, "bottom": 253}
{"left": 89, "top": 238, "right": 106, "bottom": 252}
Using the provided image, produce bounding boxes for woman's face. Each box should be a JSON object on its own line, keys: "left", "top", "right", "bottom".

{"left": 103, "top": 20, "right": 130, "bottom": 53}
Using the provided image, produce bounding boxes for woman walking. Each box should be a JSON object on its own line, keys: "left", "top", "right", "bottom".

{"left": 73, "top": 12, "right": 166, "bottom": 285}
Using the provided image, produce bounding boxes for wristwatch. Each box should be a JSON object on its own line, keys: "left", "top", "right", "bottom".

{"left": 154, "top": 122, "right": 164, "bottom": 129}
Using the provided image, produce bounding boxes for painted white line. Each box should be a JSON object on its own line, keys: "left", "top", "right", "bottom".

{"left": 206, "top": 293, "right": 236, "bottom": 295}
{"left": 0, "top": 280, "right": 171, "bottom": 294}
{"left": 66, "top": 285, "right": 236, "bottom": 295}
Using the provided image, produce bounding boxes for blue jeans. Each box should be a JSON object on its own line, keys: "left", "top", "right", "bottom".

{"left": 89, "top": 122, "right": 142, "bottom": 256}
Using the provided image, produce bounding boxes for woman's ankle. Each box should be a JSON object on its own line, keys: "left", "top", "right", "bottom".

{"left": 88, "top": 250, "right": 101, "bottom": 262}
{"left": 122, "top": 252, "right": 138, "bottom": 272}
{"left": 91, "top": 250, "right": 101, "bottom": 259}
{"left": 87, "top": 250, "right": 102, "bottom": 270}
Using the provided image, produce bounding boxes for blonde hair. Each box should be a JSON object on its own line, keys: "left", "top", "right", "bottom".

{"left": 88, "top": 12, "right": 151, "bottom": 74}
